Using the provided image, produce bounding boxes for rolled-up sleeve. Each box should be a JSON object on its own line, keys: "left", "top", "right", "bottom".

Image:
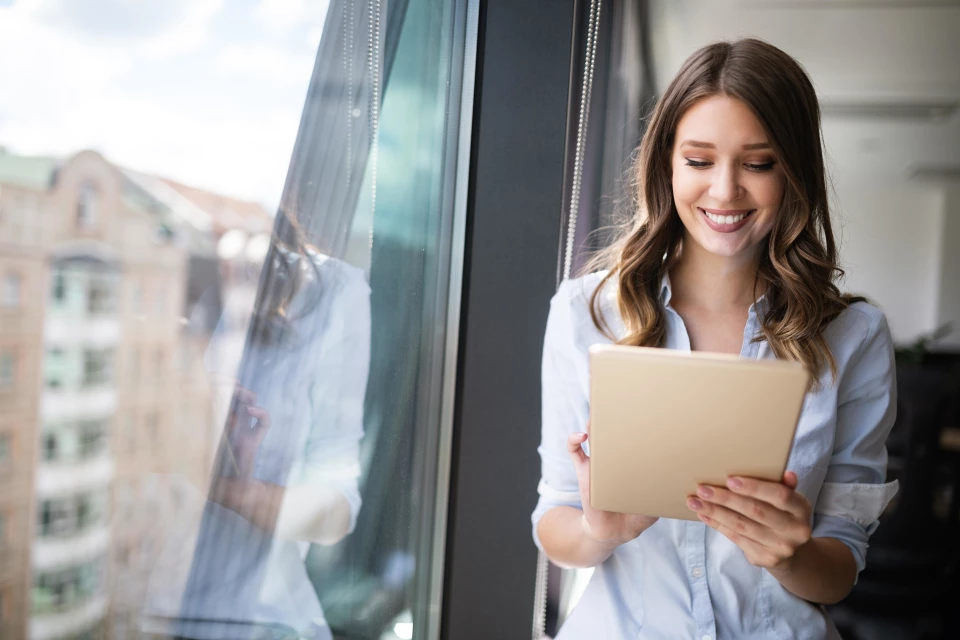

{"left": 531, "top": 280, "right": 591, "bottom": 550}
{"left": 812, "top": 309, "right": 899, "bottom": 574}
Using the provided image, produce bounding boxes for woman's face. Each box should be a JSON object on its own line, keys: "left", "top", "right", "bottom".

{"left": 670, "top": 94, "right": 784, "bottom": 262}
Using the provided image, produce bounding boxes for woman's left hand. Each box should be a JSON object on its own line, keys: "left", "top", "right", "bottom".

{"left": 687, "top": 471, "right": 812, "bottom": 570}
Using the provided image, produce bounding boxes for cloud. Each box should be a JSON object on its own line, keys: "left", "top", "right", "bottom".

{"left": 0, "top": 1, "right": 327, "bottom": 207}
{"left": 15, "top": 0, "right": 224, "bottom": 59}
{"left": 255, "top": 0, "right": 330, "bottom": 37}
{"left": 213, "top": 44, "right": 314, "bottom": 86}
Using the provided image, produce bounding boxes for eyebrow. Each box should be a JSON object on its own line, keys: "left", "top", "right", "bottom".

{"left": 679, "top": 140, "right": 772, "bottom": 150}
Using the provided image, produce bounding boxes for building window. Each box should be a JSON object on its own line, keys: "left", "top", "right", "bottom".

{"left": 40, "top": 498, "right": 73, "bottom": 537}
{"left": 33, "top": 557, "right": 106, "bottom": 613}
{"left": 78, "top": 421, "right": 105, "bottom": 458}
{"left": 0, "top": 434, "right": 8, "bottom": 468}
{"left": 45, "top": 348, "right": 65, "bottom": 390}
{"left": 77, "top": 183, "right": 97, "bottom": 228}
{"left": 43, "top": 433, "right": 57, "bottom": 461}
{"left": 2, "top": 272, "right": 20, "bottom": 308}
{"left": 87, "top": 274, "right": 116, "bottom": 315}
{"left": 0, "top": 351, "right": 14, "bottom": 389}
{"left": 82, "top": 349, "right": 113, "bottom": 387}
{"left": 53, "top": 271, "right": 66, "bottom": 303}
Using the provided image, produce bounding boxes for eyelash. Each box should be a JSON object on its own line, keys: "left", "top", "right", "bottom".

{"left": 685, "top": 159, "right": 776, "bottom": 172}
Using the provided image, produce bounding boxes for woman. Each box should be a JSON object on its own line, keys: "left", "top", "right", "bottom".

{"left": 533, "top": 38, "right": 899, "bottom": 639}
{"left": 143, "top": 217, "right": 370, "bottom": 640}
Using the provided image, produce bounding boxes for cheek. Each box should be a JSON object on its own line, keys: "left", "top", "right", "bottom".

{"left": 753, "top": 175, "right": 785, "bottom": 209}
{"left": 671, "top": 168, "right": 703, "bottom": 208}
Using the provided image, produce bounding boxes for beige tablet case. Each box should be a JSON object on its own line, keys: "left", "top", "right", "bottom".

{"left": 588, "top": 344, "right": 809, "bottom": 521}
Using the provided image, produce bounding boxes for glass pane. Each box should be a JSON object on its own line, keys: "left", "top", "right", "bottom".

{"left": 0, "top": 1, "right": 470, "bottom": 639}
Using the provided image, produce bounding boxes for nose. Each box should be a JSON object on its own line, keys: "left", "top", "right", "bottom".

{"left": 708, "top": 163, "right": 743, "bottom": 204}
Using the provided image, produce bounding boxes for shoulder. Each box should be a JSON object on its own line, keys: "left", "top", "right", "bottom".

{"left": 548, "top": 270, "right": 621, "bottom": 346}
{"left": 821, "top": 299, "right": 894, "bottom": 389}
{"left": 305, "top": 250, "right": 371, "bottom": 296}
{"left": 824, "top": 300, "right": 890, "bottom": 352}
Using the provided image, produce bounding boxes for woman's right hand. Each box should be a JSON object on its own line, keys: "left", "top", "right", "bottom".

{"left": 568, "top": 429, "right": 659, "bottom": 546}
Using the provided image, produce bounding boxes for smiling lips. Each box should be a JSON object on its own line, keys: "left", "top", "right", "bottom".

{"left": 699, "top": 207, "right": 755, "bottom": 233}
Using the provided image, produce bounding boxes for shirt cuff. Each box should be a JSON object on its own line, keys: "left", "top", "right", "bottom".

{"left": 814, "top": 480, "right": 899, "bottom": 526}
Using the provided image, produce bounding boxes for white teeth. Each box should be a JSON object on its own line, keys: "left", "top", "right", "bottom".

{"left": 703, "top": 210, "right": 747, "bottom": 225}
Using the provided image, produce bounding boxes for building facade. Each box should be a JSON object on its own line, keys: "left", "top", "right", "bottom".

{"left": 0, "top": 148, "right": 270, "bottom": 640}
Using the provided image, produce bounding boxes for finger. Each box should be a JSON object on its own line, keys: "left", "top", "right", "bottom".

{"left": 687, "top": 498, "right": 782, "bottom": 549}
{"left": 245, "top": 406, "right": 272, "bottom": 429}
{"left": 234, "top": 385, "right": 257, "bottom": 406}
{"left": 783, "top": 471, "right": 799, "bottom": 490}
{"left": 695, "top": 485, "right": 794, "bottom": 531}
{"left": 697, "top": 514, "right": 778, "bottom": 568}
{"left": 567, "top": 432, "right": 589, "bottom": 467}
{"left": 725, "top": 475, "right": 808, "bottom": 519}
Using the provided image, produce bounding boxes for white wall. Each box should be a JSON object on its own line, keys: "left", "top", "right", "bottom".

{"left": 831, "top": 176, "right": 945, "bottom": 344}
{"left": 936, "top": 185, "right": 960, "bottom": 349}
{"left": 646, "top": 0, "right": 960, "bottom": 348}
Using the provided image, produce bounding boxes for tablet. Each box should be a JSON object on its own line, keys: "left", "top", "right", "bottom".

{"left": 588, "top": 344, "right": 809, "bottom": 521}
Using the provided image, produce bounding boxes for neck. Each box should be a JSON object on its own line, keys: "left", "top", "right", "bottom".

{"left": 669, "top": 236, "right": 763, "bottom": 312}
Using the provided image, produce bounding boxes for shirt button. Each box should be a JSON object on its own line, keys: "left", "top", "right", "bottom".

{"left": 692, "top": 567, "right": 703, "bottom": 578}
{"left": 701, "top": 635, "right": 712, "bottom": 640}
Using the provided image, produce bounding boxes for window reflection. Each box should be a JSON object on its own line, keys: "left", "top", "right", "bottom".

{"left": 0, "top": 0, "right": 470, "bottom": 637}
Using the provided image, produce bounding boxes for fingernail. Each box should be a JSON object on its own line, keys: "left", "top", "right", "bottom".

{"left": 727, "top": 478, "right": 743, "bottom": 490}
{"left": 697, "top": 486, "right": 713, "bottom": 499}
{"left": 687, "top": 497, "right": 703, "bottom": 511}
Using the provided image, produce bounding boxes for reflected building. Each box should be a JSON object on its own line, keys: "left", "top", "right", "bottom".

{"left": 0, "top": 148, "right": 273, "bottom": 640}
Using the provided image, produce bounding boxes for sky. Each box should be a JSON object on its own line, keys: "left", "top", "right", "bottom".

{"left": 0, "top": 0, "right": 331, "bottom": 209}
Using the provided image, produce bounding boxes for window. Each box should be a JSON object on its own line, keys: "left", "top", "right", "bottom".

{"left": 77, "top": 182, "right": 97, "bottom": 228}
{"left": 82, "top": 349, "right": 113, "bottom": 387}
{"left": 45, "top": 348, "right": 65, "bottom": 390}
{"left": 0, "top": 435, "right": 8, "bottom": 468}
{"left": 79, "top": 422, "right": 105, "bottom": 458}
{"left": 40, "top": 498, "right": 74, "bottom": 537}
{"left": 2, "top": 272, "right": 19, "bottom": 308}
{"left": 87, "top": 274, "right": 116, "bottom": 314}
{"left": 33, "top": 557, "right": 106, "bottom": 613}
{"left": 53, "top": 271, "right": 66, "bottom": 303}
{"left": 43, "top": 433, "right": 58, "bottom": 461}
{"left": 0, "top": 351, "right": 14, "bottom": 389}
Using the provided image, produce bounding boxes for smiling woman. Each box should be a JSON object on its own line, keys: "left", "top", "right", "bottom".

{"left": 534, "top": 38, "right": 900, "bottom": 639}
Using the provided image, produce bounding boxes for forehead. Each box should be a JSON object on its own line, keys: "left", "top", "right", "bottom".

{"left": 674, "top": 95, "right": 769, "bottom": 145}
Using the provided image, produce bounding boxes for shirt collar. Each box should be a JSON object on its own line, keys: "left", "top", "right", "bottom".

{"left": 658, "top": 271, "right": 769, "bottom": 317}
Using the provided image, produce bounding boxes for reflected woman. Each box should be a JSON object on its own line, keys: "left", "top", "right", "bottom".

{"left": 144, "top": 216, "right": 370, "bottom": 640}
{"left": 534, "top": 39, "right": 898, "bottom": 638}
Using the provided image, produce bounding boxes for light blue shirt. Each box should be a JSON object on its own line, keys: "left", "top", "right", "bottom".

{"left": 143, "top": 252, "right": 370, "bottom": 640}
{"left": 532, "top": 271, "right": 899, "bottom": 640}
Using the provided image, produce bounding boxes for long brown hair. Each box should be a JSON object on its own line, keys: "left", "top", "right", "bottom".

{"left": 587, "top": 37, "right": 863, "bottom": 382}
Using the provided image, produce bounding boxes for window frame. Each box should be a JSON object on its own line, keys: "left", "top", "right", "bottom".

{"left": 440, "top": 0, "right": 575, "bottom": 637}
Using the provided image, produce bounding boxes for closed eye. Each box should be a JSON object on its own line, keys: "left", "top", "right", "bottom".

{"left": 745, "top": 162, "right": 776, "bottom": 172}
{"left": 685, "top": 159, "right": 711, "bottom": 168}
